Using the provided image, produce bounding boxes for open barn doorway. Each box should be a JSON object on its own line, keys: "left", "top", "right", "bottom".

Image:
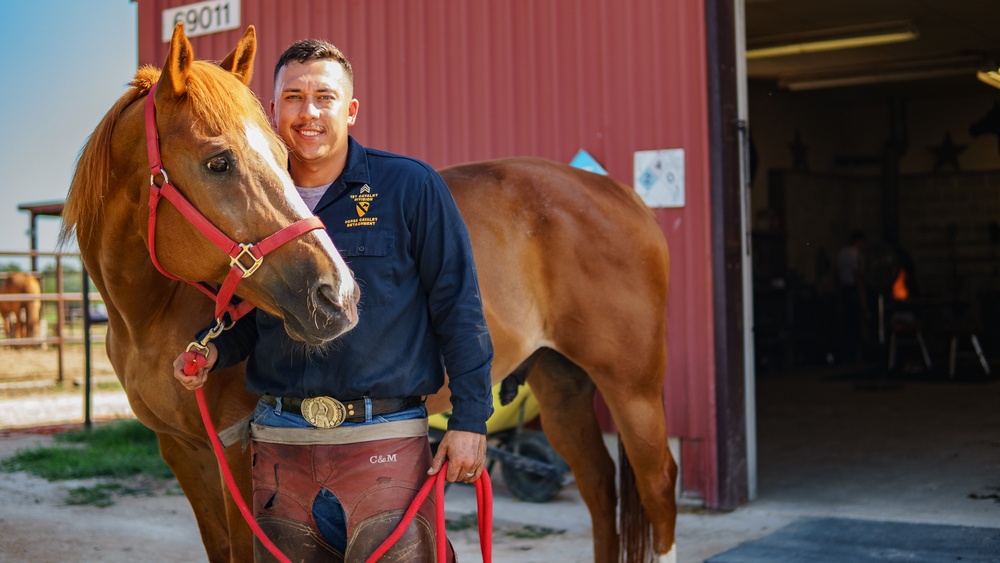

{"left": 742, "top": 0, "right": 1000, "bottom": 526}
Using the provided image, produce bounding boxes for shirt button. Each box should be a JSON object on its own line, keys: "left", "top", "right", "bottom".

{"left": 358, "top": 245, "right": 365, "bottom": 252}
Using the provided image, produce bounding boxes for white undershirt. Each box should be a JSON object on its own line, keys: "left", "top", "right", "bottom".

{"left": 296, "top": 184, "right": 331, "bottom": 212}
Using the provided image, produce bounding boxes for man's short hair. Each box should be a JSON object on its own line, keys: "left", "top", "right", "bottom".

{"left": 274, "top": 39, "right": 354, "bottom": 88}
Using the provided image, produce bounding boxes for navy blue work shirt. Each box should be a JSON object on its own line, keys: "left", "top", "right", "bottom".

{"left": 211, "top": 137, "right": 494, "bottom": 434}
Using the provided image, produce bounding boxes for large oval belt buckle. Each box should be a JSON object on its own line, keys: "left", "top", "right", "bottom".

{"left": 300, "top": 396, "right": 347, "bottom": 428}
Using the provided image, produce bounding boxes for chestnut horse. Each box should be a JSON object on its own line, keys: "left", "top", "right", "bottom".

{"left": 437, "top": 159, "right": 677, "bottom": 563}
{"left": 61, "top": 25, "right": 359, "bottom": 562}
{"left": 64, "top": 24, "right": 676, "bottom": 563}
{"left": 0, "top": 272, "right": 42, "bottom": 340}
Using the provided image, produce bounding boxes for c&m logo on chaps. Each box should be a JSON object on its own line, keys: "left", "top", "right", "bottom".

{"left": 345, "top": 184, "right": 378, "bottom": 228}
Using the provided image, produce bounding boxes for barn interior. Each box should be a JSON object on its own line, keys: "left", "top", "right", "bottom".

{"left": 744, "top": 0, "right": 1000, "bottom": 514}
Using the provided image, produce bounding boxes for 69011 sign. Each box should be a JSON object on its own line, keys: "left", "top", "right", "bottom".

{"left": 161, "top": 0, "right": 241, "bottom": 42}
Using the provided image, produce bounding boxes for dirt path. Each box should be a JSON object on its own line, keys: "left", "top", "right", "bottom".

{"left": 0, "top": 345, "right": 600, "bottom": 562}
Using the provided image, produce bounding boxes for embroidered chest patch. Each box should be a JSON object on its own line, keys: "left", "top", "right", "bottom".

{"left": 345, "top": 184, "right": 379, "bottom": 228}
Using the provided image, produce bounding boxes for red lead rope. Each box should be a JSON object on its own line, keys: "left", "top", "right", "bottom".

{"left": 364, "top": 461, "right": 493, "bottom": 563}
{"left": 194, "top": 388, "right": 292, "bottom": 563}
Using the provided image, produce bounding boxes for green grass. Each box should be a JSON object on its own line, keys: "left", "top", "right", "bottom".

{"left": 504, "top": 525, "right": 565, "bottom": 539}
{"left": 0, "top": 419, "right": 173, "bottom": 481}
{"left": 66, "top": 483, "right": 123, "bottom": 508}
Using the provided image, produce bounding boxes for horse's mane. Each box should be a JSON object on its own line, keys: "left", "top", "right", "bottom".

{"left": 61, "top": 61, "right": 275, "bottom": 245}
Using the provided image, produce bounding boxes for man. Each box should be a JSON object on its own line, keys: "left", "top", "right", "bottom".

{"left": 173, "top": 39, "right": 493, "bottom": 562}
{"left": 837, "top": 230, "right": 867, "bottom": 364}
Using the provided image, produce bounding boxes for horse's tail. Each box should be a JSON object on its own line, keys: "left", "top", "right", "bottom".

{"left": 619, "top": 438, "right": 655, "bottom": 563}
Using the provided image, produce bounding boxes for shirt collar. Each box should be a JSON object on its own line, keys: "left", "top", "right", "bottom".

{"left": 340, "top": 136, "right": 371, "bottom": 186}
{"left": 311, "top": 136, "right": 370, "bottom": 213}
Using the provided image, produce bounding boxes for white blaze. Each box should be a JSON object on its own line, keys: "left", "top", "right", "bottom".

{"left": 243, "top": 122, "right": 356, "bottom": 300}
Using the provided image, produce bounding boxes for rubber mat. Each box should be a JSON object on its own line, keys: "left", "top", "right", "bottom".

{"left": 706, "top": 517, "right": 1000, "bottom": 562}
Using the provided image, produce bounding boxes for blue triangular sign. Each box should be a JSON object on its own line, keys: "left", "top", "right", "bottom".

{"left": 570, "top": 149, "right": 608, "bottom": 175}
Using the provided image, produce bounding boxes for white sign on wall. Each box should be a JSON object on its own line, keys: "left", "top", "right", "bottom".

{"left": 162, "top": 0, "right": 241, "bottom": 42}
{"left": 634, "top": 149, "right": 685, "bottom": 208}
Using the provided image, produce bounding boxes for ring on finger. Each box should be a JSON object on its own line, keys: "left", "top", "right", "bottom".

{"left": 465, "top": 472, "right": 475, "bottom": 478}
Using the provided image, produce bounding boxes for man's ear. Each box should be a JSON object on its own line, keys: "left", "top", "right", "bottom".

{"left": 348, "top": 99, "right": 360, "bottom": 125}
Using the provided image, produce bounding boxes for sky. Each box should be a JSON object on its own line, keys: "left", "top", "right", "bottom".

{"left": 0, "top": 0, "right": 137, "bottom": 269}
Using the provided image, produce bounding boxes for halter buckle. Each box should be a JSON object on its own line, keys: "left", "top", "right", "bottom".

{"left": 230, "top": 243, "right": 263, "bottom": 277}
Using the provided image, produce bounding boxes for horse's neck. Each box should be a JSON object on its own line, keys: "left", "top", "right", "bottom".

{"left": 85, "top": 212, "right": 211, "bottom": 349}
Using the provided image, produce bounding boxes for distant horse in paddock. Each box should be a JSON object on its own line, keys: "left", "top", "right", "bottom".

{"left": 0, "top": 272, "right": 41, "bottom": 340}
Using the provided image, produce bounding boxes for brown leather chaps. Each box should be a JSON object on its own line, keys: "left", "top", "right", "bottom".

{"left": 251, "top": 435, "right": 456, "bottom": 562}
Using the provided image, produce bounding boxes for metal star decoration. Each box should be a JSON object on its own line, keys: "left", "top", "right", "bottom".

{"left": 928, "top": 130, "right": 966, "bottom": 172}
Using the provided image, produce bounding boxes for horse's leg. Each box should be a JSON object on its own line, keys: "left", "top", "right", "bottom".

{"left": 220, "top": 435, "right": 255, "bottom": 562}
{"left": 26, "top": 299, "right": 40, "bottom": 340}
{"left": 525, "top": 350, "right": 620, "bottom": 563}
{"left": 157, "top": 432, "right": 235, "bottom": 562}
{"left": 598, "top": 373, "right": 678, "bottom": 562}
{"left": 15, "top": 306, "right": 26, "bottom": 339}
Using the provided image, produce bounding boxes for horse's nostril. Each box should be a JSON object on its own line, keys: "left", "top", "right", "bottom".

{"left": 316, "top": 283, "right": 341, "bottom": 310}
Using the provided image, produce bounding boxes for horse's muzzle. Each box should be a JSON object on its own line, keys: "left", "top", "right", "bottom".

{"left": 306, "top": 278, "right": 359, "bottom": 341}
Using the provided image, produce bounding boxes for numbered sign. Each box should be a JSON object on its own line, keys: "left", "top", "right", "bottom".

{"left": 162, "top": 0, "right": 241, "bottom": 42}
{"left": 634, "top": 149, "right": 685, "bottom": 208}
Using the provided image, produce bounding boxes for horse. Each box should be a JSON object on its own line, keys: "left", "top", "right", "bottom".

{"left": 0, "top": 272, "right": 42, "bottom": 340}
{"left": 60, "top": 24, "right": 359, "bottom": 563}
{"left": 64, "top": 23, "right": 676, "bottom": 563}
{"left": 435, "top": 159, "right": 677, "bottom": 563}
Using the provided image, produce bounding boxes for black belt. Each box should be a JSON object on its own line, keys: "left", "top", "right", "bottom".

{"left": 262, "top": 395, "right": 422, "bottom": 425}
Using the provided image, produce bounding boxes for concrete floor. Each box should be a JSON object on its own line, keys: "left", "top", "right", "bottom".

{"left": 449, "top": 361, "right": 1000, "bottom": 562}
{"left": 685, "top": 362, "right": 1000, "bottom": 561}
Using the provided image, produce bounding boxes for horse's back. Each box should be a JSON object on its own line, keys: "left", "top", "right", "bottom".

{"left": 1, "top": 272, "right": 41, "bottom": 295}
{"left": 0, "top": 273, "right": 42, "bottom": 338}
{"left": 441, "top": 157, "right": 670, "bottom": 374}
{"left": 443, "top": 157, "right": 657, "bottom": 225}
{"left": 0, "top": 273, "right": 41, "bottom": 311}
{"left": 442, "top": 156, "right": 668, "bottom": 292}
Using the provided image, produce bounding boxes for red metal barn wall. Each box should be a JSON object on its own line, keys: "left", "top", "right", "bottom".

{"left": 138, "top": 0, "right": 720, "bottom": 505}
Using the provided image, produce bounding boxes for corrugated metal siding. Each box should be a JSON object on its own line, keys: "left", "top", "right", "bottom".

{"left": 138, "top": 0, "right": 719, "bottom": 505}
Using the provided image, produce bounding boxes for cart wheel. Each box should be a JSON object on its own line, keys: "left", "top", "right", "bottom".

{"left": 501, "top": 431, "right": 568, "bottom": 503}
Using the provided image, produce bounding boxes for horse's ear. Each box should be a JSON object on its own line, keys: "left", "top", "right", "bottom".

{"left": 220, "top": 26, "right": 256, "bottom": 86}
{"left": 160, "top": 23, "right": 194, "bottom": 97}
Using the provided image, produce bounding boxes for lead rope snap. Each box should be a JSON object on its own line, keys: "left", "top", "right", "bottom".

{"left": 181, "top": 318, "right": 230, "bottom": 375}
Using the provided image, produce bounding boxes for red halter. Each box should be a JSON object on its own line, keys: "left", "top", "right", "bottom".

{"left": 143, "top": 82, "right": 324, "bottom": 322}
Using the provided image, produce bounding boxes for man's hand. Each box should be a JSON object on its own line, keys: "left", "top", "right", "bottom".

{"left": 428, "top": 429, "right": 487, "bottom": 482}
{"left": 171, "top": 343, "right": 218, "bottom": 390}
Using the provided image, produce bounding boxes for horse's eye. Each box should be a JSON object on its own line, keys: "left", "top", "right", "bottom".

{"left": 207, "top": 157, "right": 230, "bottom": 173}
